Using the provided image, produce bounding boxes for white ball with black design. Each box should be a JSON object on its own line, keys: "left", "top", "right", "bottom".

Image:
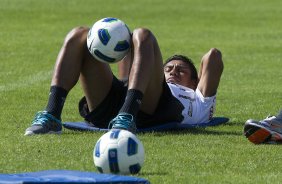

{"left": 87, "top": 17, "right": 131, "bottom": 63}
{"left": 93, "top": 129, "right": 145, "bottom": 175}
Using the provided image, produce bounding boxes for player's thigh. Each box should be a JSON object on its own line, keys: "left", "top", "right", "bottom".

{"left": 140, "top": 39, "right": 165, "bottom": 114}
{"left": 80, "top": 44, "right": 114, "bottom": 111}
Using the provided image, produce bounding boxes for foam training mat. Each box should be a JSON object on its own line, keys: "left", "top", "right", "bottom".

{"left": 0, "top": 170, "right": 150, "bottom": 184}
{"left": 63, "top": 117, "right": 229, "bottom": 133}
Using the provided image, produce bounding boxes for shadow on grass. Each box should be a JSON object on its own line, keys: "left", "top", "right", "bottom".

{"left": 142, "top": 127, "right": 243, "bottom": 136}
{"left": 224, "top": 121, "right": 245, "bottom": 127}
{"left": 140, "top": 120, "right": 245, "bottom": 136}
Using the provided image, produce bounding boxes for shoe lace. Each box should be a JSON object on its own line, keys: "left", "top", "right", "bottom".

{"left": 261, "top": 115, "right": 282, "bottom": 132}
{"left": 263, "top": 115, "right": 276, "bottom": 122}
{"left": 109, "top": 113, "right": 135, "bottom": 129}
{"left": 32, "top": 111, "right": 61, "bottom": 126}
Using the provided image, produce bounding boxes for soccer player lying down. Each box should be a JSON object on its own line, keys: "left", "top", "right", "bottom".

{"left": 25, "top": 26, "right": 224, "bottom": 135}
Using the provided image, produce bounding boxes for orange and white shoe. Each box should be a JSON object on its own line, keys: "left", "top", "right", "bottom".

{"left": 244, "top": 115, "right": 282, "bottom": 144}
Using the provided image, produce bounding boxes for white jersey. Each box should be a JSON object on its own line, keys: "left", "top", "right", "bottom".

{"left": 167, "top": 82, "right": 216, "bottom": 125}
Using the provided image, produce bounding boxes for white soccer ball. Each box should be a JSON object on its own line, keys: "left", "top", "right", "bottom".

{"left": 93, "top": 129, "right": 145, "bottom": 175}
{"left": 87, "top": 17, "right": 131, "bottom": 63}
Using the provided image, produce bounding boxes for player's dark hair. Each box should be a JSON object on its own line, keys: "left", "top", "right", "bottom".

{"left": 164, "top": 55, "right": 198, "bottom": 81}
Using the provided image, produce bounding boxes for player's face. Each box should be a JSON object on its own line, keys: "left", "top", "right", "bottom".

{"left": 164, "top": 60, "right": 197, "bottom": 89}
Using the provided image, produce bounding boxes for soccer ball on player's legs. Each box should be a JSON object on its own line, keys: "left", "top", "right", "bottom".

{"left": 87, "top": 17, "right": 131, "bottom": 63}
{"left": 93, "top": 129, "right": 145, "bottom": 175}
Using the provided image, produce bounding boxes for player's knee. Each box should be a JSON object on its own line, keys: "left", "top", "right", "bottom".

{"left": 132, "top": 28, "right": 155, "bottom": 45}
{"left": 64, "top": 26, "right": 89, "bottom": 46}
{"left": 209, "top": 48, "right": 222, "bottom": 61}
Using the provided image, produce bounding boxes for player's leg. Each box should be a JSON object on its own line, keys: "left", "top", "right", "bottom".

{"left": 128, "top": 28, "right": 164, "bottom": 114}
{"left": 118, "top": 56, "right": 131, "bottom": 81}
{"left": 244, "top": 110, "right": 282, "bottom": 144}
{"left": 25, "top": 27, "right": 114, "bottom": 135}
{"left": 78, "top": 35, "right": 114, "bottom": 112}
{"left": 110, "top": 28, "right": 165, "bottom": 133}
{"left": 197, "top": 48, "right": 223, "bottom": 97}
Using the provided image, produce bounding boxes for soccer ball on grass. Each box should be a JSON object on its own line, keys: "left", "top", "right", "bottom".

{"left": 93, "top": 129, "right": 145, "bottom": 175}
{"left": 87, "top": 17, "right": 131, "bottom": 63}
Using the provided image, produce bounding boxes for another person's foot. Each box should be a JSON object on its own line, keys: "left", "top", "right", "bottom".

{"left": 109, "top": 113, "right": 137, "bottom": 133}
{"left": 244, "top": 115, "right": 282, "bottom": 144}
{"left": 25, "top": 111, "right": 62, "bottom": 136}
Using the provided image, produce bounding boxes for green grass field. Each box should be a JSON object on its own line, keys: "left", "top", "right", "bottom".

{"left": 1, "top": 0, "right": 282, "bottom": 183}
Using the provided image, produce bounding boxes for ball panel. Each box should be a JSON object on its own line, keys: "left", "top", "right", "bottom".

{"left": 127, "top": 137, "right": 138, "bottom": 156}
{"left": 108, "top": 148, "right": 120, "bottom": 173}
{"left": 98, "top": 29, "right": 111, "bottom": 45}
{"left": 94, "top": 140, "right": 101, "bottom": 157}
{"left": 114, "top": 40, "right": 130, "bottom": 52}
{"left": 110, "top": 129, "right": 121, "bottom": 139}
{"left": 96, "top": 166, "right": 103, "bottom": 173}
{"left": 129, "top": 164, "right": 142, "bottom": 174}
{"left": 102, "top": 17, "right": 118, "bottom": 23}
{"left": 94, "top": 50, "right": 116, "bottom": 63}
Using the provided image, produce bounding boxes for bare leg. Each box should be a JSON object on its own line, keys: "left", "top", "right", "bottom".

{"left": 51, "top": 27, "right": 114, "bottom": 111}
{"left": 51, "top": 27, "right": 88, "bottom": 91}
{"left": 118, "top": 54, "right": 131, "bottom": 80}
{"left": 110, "top": 28, "right": 165, "bottom": 132}
{"left": 26, "top": 26, "right": 115, "bottom": 135}
{"left": 197, "top": 48, "right": 224, "bottom": 97}
{"left": 128, "top": 28, "right": 164, "bottom": 114}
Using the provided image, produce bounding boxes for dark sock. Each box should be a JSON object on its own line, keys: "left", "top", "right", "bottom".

{"left": 119, "top": 89, "right": 143, "bottom": 118}
{"left": 45, "top": 86, "right": 68, "bottom": 119}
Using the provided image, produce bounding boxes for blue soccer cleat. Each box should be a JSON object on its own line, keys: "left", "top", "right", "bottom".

{"left": 24, "top": 111, "right": 62, "bottom": 136}
{"left": 109, "top": 113, "right": 137, "bottom": 134}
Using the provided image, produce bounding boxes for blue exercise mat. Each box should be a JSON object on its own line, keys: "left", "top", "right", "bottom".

{"left": 63, "top": 117, "right": 229, "bottom": 133}
{"left": 0, "top": 170, "right": 150, "bottom": 184}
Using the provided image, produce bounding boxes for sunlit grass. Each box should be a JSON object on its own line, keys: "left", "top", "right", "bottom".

{"left": 1, "top": 0, "right": 282, "bottom": 183}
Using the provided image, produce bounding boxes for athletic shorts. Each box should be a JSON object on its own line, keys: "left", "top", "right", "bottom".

{"left": 78, "top": 76, "right": 184, "bottom": 128}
